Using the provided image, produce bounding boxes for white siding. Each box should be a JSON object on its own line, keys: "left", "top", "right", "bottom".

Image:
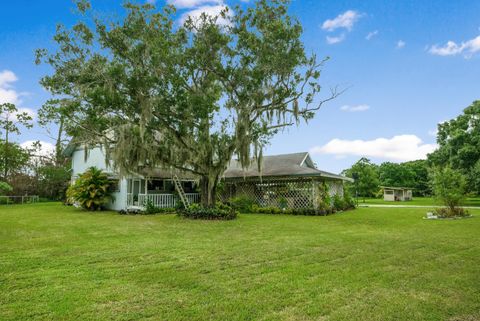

{"left": 71, "top": 146, "right": 112, "bottom": 176}
{"left": 71, "top": 147, "right": 131, "bottom": 211}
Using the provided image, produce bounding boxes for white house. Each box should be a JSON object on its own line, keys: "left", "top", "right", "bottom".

{"left": 65, "top": 145, "right": 352, "bottom": 211}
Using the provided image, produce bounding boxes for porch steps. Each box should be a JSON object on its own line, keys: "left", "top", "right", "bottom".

{"left": 173, "top": 175, "right": 190, "bottom": 209}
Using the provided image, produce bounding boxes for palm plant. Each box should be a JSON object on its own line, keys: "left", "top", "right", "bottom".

{"left": 66, "top": 167, "right": 112, "bottom": 211}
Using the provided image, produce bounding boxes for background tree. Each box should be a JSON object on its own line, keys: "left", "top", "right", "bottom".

{"left": 428, "top": 100, "right": 480, "bottom": 195}
{"left": 342, "top": 158, "right": 379, "bottom": 202}
{"left": 0, "top": 141, "right": 30, "bottom": 183}
{"left": 0, "top": 103, "right": 33, "bottom": 179}
{"left": 378, "top": 162, "right": 414, "bottom": 189}
{"left": 403, "top": 160, "right": 430, "bottom": 196}
{"left": 37, "top": 100, "right": 68, "bottom": 166}
{"left": 0, "top": 181, "right": 12, "bottom": 195}
{"left": 36, "top": 0, "right": 338, "bottom": 207}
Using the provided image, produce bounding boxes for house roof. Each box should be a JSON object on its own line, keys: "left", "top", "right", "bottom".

{"left": 381, "top": 186, "right": 413, "bottom": 190}
{"left": 223, "top": 152, "right": 353, "bottom": 182}
{"left": 140, "top": 167, "right": 196, "bottom": 180}
{"left": 65, "top": 142, "right": 351, "bottom": 182}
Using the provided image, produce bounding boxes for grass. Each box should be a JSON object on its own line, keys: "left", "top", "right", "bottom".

{"left": 361, "top": 196, "right": 480, "bottom": 207}
{"left": 1, "top": 203, "right": 479, "bottom": 321}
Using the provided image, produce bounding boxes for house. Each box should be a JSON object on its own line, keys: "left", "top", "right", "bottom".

{"left": 65, "top": 144, "right": 352, "bottom": 211}
{"left": 381, "top": 186, "right": 413, "bottom": 202}
{"left": 220, "top": 152, "right": 353, "bottom": 209}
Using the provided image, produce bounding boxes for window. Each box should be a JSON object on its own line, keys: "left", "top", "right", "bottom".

{"left": 148, "top": 180, "right": 165, "bottom": 191}
{"left": 108, "top": 179, "right": 120, "bottom": 193}
{"left": 385, "top": 190, "right": 394, "bottom": 195}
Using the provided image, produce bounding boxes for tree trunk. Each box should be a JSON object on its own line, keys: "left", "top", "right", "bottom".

{"left": 3, "top": 128, "right": 9, "bottom": 180}
{"left": 200, "top": 175, "right": 218, "bottom": 207}
{"left": 55, "top": 117, "right": 64, "bottom": 166}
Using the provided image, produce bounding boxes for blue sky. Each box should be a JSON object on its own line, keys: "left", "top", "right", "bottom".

{"left": 0, "top": 0, "right": 479, "bottom": 173}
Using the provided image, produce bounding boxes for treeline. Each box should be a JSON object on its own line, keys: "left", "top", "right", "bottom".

{"left": 0, "top": 103, "right": 70, "bottom": 200}
{"left": 342, "top": 158, "right": 430, "bottom": 198}
{"left": 342, "top": 100, "right": 480, "bottom": 199}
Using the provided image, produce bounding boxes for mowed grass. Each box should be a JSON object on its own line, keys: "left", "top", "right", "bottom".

{"left": 1, "top": 203, "right": 479, "bottom": 321}
{"left": 362, "top": 196, "right": 480, "bottom": 207}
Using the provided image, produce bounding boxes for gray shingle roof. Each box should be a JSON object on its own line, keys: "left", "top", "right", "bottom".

{"left": 223, "top": 152, "right": 352, "bottom": 182}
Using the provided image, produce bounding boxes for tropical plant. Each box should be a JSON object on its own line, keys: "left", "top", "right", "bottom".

{"left": 66, "top": 167, "right": 113, "bottom": 211}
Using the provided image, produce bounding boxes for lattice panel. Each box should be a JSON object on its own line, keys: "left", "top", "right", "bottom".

{"left": 220, "top": 179, "right": 321, "bottom": 209}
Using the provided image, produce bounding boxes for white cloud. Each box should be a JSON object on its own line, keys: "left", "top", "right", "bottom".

{"left": 396, "top": 40, "right": 406, "bottom": 49}
{"left": 21, "top": 140, "right": 55, "bottom": 157}
{"left": 326, "top": 34, "right": 346, "bottom": 44}
{"left": 429, "top": 35, "right": 480, "bottom": 58}
{"left": 365, "top": 30, "right": 378, "bottom": 40}
{"left": 179, "top": 5, "right": 232, "bottom": 26}
{"left": 310, "top": 135, "right": 437, "bottom": 162}
{"left": 168, "top": 0, "right": 223, "bottom": 8}
{"left": 321, "top": 10, "right": 362, "bottom": 32}
{"left": 428, "top": 129, "right": 437, "bottom": 137}
{"left": 340, "top": 104, "right": 370, "bottom": 112}
{"left": 0, "top": 70, "right": 21, "bottom": 105}
{"left": 0, "top": 70, "right": 18, "bottom": 88}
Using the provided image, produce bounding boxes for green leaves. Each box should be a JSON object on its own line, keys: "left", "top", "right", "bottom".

{"left": 430, "top": 166, "right": 467, "bottom": 210}
{"left": 429, "top": 100, "right": 480, "bottom": 194}
{"left": 38, "top": 0, "right": 333, "bottom": 206}
{"left": 66, "top": 167, "right": 113, "bottom": 211}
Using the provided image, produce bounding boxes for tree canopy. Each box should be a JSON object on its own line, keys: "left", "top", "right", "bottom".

{"left": 0, "top": 103, "right": 33, "bottom": 179}
{"left": 428, "top": 100, "right": 480, "bottom": 194}
{"left": 342, "top": 157, "right": 379, "bottom": 201}
{"left": 36, "top": 0, "right": 337, "bottom": 206}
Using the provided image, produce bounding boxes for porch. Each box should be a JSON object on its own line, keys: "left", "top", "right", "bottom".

{"left": 219, "top": 177, "right": 344, "bottom": 209}
{"left": 126, "top": 177, "right": 200, "bottom": 209}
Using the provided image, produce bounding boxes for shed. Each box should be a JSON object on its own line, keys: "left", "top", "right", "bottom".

{"left": 381, "top": 186, "right": 413, "bottom": 202}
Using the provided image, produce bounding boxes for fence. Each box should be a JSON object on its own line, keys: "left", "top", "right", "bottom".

{"left": 0, "top": 195, "right": 40, "bottom": 205}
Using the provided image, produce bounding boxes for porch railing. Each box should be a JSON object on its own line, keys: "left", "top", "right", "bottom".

{"left": 131, "top": 193, "right": 200, "bottom": 209}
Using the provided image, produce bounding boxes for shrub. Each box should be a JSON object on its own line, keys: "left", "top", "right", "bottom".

{"left": 430, "top": 166, "right": 467, "bottom": 211}
{"left": 0, "top": 181, "right": 13, "bottom": 195}
{"left": 278, "top": 197, "right": 288, "bottom": 210}
{"left": 66, "top": 167, "right": 113, "bottom": 211}
{"left": 179, "top": 203, "right": 238, "bottom": 220}
{"left": 229, "top": 195, "right": 257, "bottom": 213}
{"left": 143, "top": 199, "right": 176, "bottom": 215}
{"left": 434, "top": 207, "right": 469, "bottom": 218}
{"left": 251, "top": 206, "right": 332, "bottom": 216}
{"left": 343, "top": 190, "right": 356, "bottom": 209}
{"left": 333, "top": 194, "right": 346, "bottom": 211}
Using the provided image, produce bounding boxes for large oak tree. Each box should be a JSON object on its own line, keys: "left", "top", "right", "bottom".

{"left": 37, "top": 0, "right": 337, "bottom": 206}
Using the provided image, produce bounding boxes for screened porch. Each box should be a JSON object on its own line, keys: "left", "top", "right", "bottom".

{"left": 126, "top": 177, "right": 200, "bottom": 209}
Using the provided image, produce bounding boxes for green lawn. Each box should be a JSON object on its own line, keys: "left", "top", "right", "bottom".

{"left": 1, "top": 203, "right": 479, "bottom": 321}
{"left": 361, "top": 196, "right": 480, "bottom": 207}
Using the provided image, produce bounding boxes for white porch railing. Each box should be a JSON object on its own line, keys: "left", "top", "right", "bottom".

{"left": 185, "top": 193, "right": 200, "bottom": 204}
{"left": 139, "top": 194, "right": 175, "bottom": 208}
{"left": 130, "top": 193, "right": 200, "bottom": 209}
